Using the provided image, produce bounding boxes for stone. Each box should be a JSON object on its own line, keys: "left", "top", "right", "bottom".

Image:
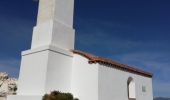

{"left": 0, "top": 72, "right": 17, "bottom": 99}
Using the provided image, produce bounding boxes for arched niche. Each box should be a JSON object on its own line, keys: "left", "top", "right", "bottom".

{"left": 127, "top": 77, "right": 136, "bottom": 100}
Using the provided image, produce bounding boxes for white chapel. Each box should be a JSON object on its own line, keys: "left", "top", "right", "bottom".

{"left": 7, "top": 0, "right": 153, "bottom": 100}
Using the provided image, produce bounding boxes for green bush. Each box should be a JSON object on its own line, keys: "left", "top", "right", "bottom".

{"left": 42, "top": 91, "right": 79, "bottom": 100}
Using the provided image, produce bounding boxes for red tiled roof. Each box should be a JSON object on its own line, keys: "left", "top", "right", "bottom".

{"left": 72, "top": 50, "right": 153, "bottom": 78}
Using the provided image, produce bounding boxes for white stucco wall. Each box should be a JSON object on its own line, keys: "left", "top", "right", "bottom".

{"left": 9, "top": 50, "right": 153, "bottom": 100}
{"left": 45, "top": 48, "right": 73, "bottom": 93}
{"left": 70, "top": 54, "right": 153, "bottom": 100}
{"left": 17, "top": 48, "right": 49, "bottom": 95}
{"left": 71, "top": 54, "right": 99, "bottom": 100}
{"left": 32, "top": 0, "right": 75, "bottom": 50}
{"left": 7, "top": 95, "right": 42, "bottom": 100}
{"left": 11, "top": 46, "right": 73, "bottom": 100}
{"left": 31, "top": 20, "right": 75, "bottom": 50}
{"left": 37, "top": 0, "right": 55, "bottom": 25}
{"left": 54, "top": 0, "right": 74, "bottom": 27}
{"left": 98, "top": 64, "right": 153, "bottom": 100}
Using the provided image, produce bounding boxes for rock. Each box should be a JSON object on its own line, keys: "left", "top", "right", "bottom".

{"left": 0, "top": 72, "right": 17, "bottom": 98}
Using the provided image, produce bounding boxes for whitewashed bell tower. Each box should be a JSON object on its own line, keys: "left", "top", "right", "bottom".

{"left": 7, "top": 0, "right": 75, "bottom": 100}
{"left": 32, "top": 0, "right": 75, "bottom": 49}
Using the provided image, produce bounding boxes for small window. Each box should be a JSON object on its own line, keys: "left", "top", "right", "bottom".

{"left": 142, "top": 86, "right": 146, "bottom": 92}
{"left": 127, "top": 77, "right": 136, "bottom": 100}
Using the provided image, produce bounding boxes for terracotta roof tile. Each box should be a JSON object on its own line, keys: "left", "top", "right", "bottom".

{"left": 72, "top": 50, "right": 153, "bottom": 78}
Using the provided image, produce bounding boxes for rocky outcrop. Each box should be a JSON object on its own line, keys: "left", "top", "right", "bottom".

{"left": 0, "top": 72, "right": 17, "bottom": 98}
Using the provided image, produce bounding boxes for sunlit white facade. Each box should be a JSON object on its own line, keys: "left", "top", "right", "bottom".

{"left": 7, "top": 0, "right": 153, "bottom": 100}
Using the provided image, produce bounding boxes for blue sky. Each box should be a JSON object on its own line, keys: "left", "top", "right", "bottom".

{"left": 0, "top": 0, "right": 170, "bottom": 98}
